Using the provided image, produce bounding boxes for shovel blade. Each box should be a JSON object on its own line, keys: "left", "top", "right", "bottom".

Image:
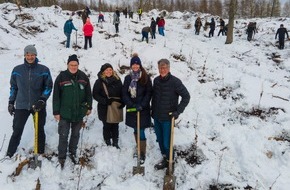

{"left": 132, "top": 166, "right": 145, "bottom": 175}
{"left": 163, "top": 174, "right": 176, "bottom": 190}
{"left": 29, "top": 156, "right": 42, "bottom": 169}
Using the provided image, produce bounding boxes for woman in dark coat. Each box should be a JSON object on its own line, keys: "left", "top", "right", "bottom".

{"left": 93, "top": 63, "right": 123, "bottom": 148}
{"left": 122, "top": 53, "right": 152, "bottom": 164}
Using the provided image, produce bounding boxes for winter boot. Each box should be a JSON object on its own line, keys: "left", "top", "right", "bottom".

{"left": 59, "top": 159, "right": 65, "bottom": 169}
{"left": 69, "top": 153, "right": 79, "bottom": 165}
{"left": 105, "top": 139, "right": 111, "bottom": 146}
{"left": 140, "top": 140, "right": 146, "bottom": 165}
{"left": 154, "top": 156, "right": 168, "bottom": 170}
{"left": 112, "top": 138, "right": 120, "bottom": 149}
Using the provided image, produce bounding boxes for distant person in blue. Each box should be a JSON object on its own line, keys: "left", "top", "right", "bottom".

{"left": 275, "top": 24, "right": 289, "bottom": 50}
{"left": 152, "top": 59, "right": 190, "bottom": 170}
{"left": 63, "top": 16, "right": 77, "bottom": 48}
{"left": 6, "top": 45, "right": 53, "bottom": 158}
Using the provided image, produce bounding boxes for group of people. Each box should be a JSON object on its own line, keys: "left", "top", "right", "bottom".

{"left": 141, "top": 16, "right": 166, "bottom": 43}
{"left": 6, "top": 45, "right": 191, "bottom": 171}
{"left": 64, "top": 7, "right": 94, "bottom": 50}
{"left": 194, "top": 17, "right": 227, "bottom": 37}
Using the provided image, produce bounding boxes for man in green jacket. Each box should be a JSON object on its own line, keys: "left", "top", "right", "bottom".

{"left": 53, "top": 54, "right": 92, "bottom": 168}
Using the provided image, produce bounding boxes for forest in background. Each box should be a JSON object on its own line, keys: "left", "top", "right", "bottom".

{"left": 1, "top": 0, "right": 290, "bottom": 18}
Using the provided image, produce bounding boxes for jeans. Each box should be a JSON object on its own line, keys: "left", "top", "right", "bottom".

{"left": 133, "top": 127, "right": 146, "bottom": 140}
{"left": 64, "top": 32, "right": 71, "bottom": 48}
{"left": 158, "top": 27, "right": 165, "bottom": 36}
{"left": 58, "top": 119, "right": 82, "bottom": 159}
{"left": 7, "top": 109, "right": 46, "bottom": 157}
{"left": 154, "top": 118, "right": 172, "bottom": 160}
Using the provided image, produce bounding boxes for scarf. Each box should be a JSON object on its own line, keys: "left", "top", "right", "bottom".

{"left": 128, "top": 70, "right": 141, "bottom": 98}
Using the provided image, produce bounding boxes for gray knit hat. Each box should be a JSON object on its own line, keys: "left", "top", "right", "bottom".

{"left": 24, "top": 45, "right": 37, "bottom": 56}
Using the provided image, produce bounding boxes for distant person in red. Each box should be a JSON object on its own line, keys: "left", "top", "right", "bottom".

{"left": 98, "top": 12, "right": 105, "bottom": 23}
{"left": 275, "top": 24, "right": 289, "bottom": 50}
{"left": 82, "top": 18, "right": 94, "bottom": 50}
{"left": 157, "top": 16, "right": 165, "bottom": 36}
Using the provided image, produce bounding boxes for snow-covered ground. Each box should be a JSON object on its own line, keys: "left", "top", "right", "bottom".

{"left": 1, "top": 3, "right": 290, "bottom": 190}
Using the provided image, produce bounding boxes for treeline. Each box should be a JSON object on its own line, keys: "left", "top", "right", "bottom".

{"left": 1, "top": 0, "right": 289, "bottom": 18}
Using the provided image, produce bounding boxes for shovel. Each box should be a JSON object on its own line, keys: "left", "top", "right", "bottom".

{"left": 163, "top": 116, "right": 176, "bottom": 190}
{"left": 29, "top": 111, "right": 42, "bottom": 169}
{"left": 132, "top": 111, "right": 145, "bottom": 175}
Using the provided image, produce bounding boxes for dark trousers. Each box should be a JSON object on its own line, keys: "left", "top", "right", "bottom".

{"left": 152, "top": 30, "right": 156, "bottom": 39}
{"left": 142, "top": 31, "right": 149, "bottom": 43}
{"left": 195, "top": 26, "right": 200, "bottom": 35}
{"left": 58, "top": 119, "right": 82, "bottom": 159}
{"left": 102, "top": 121, "right": 119, "bottom": 141}
{"left": 7, "top": 109, "right": 46, "bottom": 157}
{"left": 209, "top": 29, "right": 214, "bottom": 37}
{"left": 279, "top": 38, "right": 285, "bottom": 49}
{"left": 247, "top": 31, "right": 253, "bottom": 41}
{"left": 84, "top": 36, "right": 92, "bottom": 49}
{"left": 115, "top": 24, "right": 119, "bottom": 33}
{"left": 154, "top": 118, "right": 173, "bottom": 160}
{"left": 218, "top": 29, "right": 224, "bottom": 36}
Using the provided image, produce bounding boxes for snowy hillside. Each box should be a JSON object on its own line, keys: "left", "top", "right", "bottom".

{"left": 1, "top": 2, "right": 290, "bottom": 190}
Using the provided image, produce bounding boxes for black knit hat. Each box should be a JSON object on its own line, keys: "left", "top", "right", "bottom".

{"left": 67, "top": 54, "right": 79, "bottom": 64}
{"left": 130, "top": 53, "right": 142, "bottom": 67}
{"left": 100, "top": 63, "right": 113, "bottom": 72}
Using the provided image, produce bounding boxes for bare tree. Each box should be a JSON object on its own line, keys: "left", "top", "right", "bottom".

{"left": 282, "top": 0, "right": 290, "bottom": 17}
{"left": 225, "top": 0, "right": 236, "bottom": 44}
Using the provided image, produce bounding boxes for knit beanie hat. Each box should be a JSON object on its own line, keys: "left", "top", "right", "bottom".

{"left": 67, "top": 54, "right": 79, "bottom": 64}
{"left": 24, "top": 45, "right": 37, "bottom": 56}
{"left": 130, "top": 53, "right": 142, "bottom": 67}
{"left": 100, "top": 63, "right": 113, "bottom": 72}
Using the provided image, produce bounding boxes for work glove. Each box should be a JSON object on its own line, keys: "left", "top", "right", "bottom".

{"left": 32, "top": 99, "right": 46, "bottom": 112}
{"left": 136, "top": 104, "right": 143, "bottom": 111}
{"left": 171, "top": 111, "right": 179, "bottom": 120}
{"left": 8, "top": 102, "right": 15, "bottom": 116}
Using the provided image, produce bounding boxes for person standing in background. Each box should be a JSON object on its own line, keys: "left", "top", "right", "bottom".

{"left": 63, "top": 16, "right": 77, "bottom": 48}
{"left": 82, "top": 17, "right": 94, "bottom": 50}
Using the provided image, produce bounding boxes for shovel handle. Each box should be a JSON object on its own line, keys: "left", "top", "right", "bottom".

{"left": 168, "top": 116, "right": 175, "bottom": 174}
{"left": 34, "top": 112, "right": 39, "bottom": 154}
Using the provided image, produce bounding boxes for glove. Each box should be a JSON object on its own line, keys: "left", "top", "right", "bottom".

{"left": 171, "top": 111, "right": 179, "bottom": 119}
{"left": 107, "top": 98, "right": 113, "bottom": 105}
{"left": 8, "top": 102, "right": 15, "bottom": 116}
{"left": 32, "top": 99, "right": 46, "bottom": 112}
{"left": 136, "top": 105, "right": 143, "bottom": 111}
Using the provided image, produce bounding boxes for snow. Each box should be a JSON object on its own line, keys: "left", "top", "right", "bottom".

{"left": 1, "top": 2, "right": 290, "bottom": 190}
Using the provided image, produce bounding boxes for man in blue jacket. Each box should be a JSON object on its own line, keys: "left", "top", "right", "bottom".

{"left": 152, "top": 58, "right": 190, "bottom": 170}
{"left": 7, "top": 45, "right": 53, "bottom": 158}
{"left": 64, "top": 16, "right": 78, "bottom": 48}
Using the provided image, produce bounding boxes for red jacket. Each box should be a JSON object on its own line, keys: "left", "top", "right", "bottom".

{"left": 157, "top": 19, "right": 165, "bottom": 27}
{"left": 83, "top": 19, "right": 94, "bottom": 36}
